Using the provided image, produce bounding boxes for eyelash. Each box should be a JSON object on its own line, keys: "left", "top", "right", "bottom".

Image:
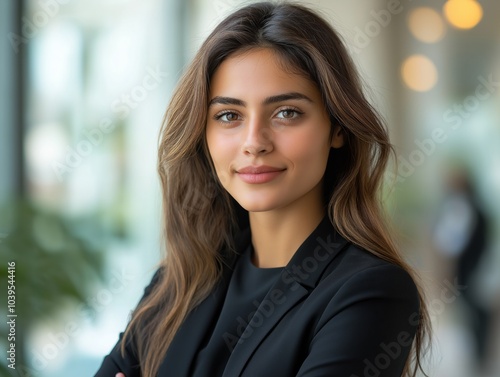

{"left": 213, "top": 111, "right": 240, "bottom": 123}
{"left": 213, "top": 107, "right": 303, "bottom": 124}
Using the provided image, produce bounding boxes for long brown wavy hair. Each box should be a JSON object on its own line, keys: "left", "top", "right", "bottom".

{"left": 121, "top": 2, "right": 430, "bottom": 376}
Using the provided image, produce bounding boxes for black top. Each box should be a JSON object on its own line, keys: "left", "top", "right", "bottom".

{"left": 191, "top": 245, "right": 283, "bottom": 376}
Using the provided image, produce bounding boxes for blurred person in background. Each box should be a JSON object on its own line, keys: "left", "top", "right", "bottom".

{"left": 432, "top": 165, "right": 493, "bottom": 374}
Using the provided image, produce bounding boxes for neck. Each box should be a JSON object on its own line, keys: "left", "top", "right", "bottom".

{"left": 249, "top": 186, "right": 326, "bottom": 268}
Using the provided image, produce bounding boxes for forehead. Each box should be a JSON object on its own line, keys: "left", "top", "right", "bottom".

{"left": 209, "top": 48, "right": 320, "bottom": 99}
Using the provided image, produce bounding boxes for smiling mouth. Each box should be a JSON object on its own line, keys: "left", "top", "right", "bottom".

{"left": 236, "top": 166, "right": 286, "bottom": 184}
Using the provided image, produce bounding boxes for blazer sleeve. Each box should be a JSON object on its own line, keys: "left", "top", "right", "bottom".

{"left": 93, "top": 268, "right": 163, "bottom": 377}
{"left": 296, "top": 264, "right": 420, "bottom": 377}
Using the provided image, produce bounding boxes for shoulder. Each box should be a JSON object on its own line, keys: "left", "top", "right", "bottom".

{"left": 334, "top": 244, "right": 417, "bottom": 286}
{"left": 295, "top": 245, "right": 421, "bottom": 377}
{"left": 320, "top": 244, "right": 420, "bottom": 317}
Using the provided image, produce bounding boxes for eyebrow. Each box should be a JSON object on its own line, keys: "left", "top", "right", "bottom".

{"left": 208, "top": 92, "right": 314, "bottom": 108}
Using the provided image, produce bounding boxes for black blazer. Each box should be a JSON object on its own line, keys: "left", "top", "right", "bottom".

{"left": 95, "top": 217, "right": 420, "bottom": 376}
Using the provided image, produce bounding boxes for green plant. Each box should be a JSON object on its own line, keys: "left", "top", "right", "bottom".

{"left": 0, "top": 198, "right": 105, "bottom": 374}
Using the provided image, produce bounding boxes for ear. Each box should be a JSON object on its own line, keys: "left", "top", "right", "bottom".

{"left": 330, "top": 125, "right": 344, "bottom": 148}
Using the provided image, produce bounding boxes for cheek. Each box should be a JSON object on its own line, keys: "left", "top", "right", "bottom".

{"left": 206, "top": 130, "right": 234, "bottom": 184}
{"left": 280, "top": 129, "right": 331, "bottom": 168}
{"left": 206, "top": 128, "right": 222, "bottom": 162}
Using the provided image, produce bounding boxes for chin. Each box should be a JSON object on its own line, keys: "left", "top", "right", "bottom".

{"left": 237, "top": 203, "right": 276, "bottom": 213}
{"left": 234, "top": 197, "right": 283, "bottom": 213}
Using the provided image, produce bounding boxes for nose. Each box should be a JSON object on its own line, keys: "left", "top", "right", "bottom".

{"left": 241, "top": 118, "right": 273, "bottom": 156}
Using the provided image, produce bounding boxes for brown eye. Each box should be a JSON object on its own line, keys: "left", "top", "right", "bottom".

{"left": 225, "top": 113, "right": 239, "bottom": 121}
{"left": 276, "top": 108, "right": 302, "bottom": 120}
{"left": 215, "top": 111, "right": 240, "bottom": 122}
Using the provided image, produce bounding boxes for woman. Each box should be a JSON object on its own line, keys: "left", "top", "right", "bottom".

{"left": 95, "top": 2, "right": 430, "bottom": 376}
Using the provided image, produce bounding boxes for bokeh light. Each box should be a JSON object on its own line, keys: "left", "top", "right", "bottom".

{"left": 401, "top": 54, "right": 438, "bottom": 92}
{"left": 408, "top": 7, "right": 446, "bottom": 43}
{"left": 443, "top": 0, "right": 483, "bottom": 30}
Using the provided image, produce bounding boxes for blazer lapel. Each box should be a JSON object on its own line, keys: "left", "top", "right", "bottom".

{"left": 222, "top": 216, "right": 349, "bottom": 377}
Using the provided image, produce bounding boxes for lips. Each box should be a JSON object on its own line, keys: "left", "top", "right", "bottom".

{"left": 236, "top": 165, "right": 286, "bottom": 184}
{"left": 237, "top": 165, "right": 285, "bottom": 174}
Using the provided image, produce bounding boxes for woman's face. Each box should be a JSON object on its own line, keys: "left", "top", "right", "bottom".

{"left": 206, "top": 48, "right": 343, "bottom": 213}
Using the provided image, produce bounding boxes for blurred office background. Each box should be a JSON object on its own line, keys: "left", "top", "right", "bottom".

{"left": 0, "top": 0, "right": 499, "bottom": 376}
